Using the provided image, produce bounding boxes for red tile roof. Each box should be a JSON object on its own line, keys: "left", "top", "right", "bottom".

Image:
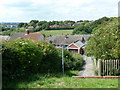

{"left": 28, "top": 26, "right": 34, "bottom": 29}
{"left": 24, "top": 33, "right": 44, "bottom": 41}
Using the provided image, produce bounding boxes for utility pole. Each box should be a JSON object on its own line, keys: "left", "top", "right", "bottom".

{"left": 62, "top": 45, "right": 64, "bottom": 74}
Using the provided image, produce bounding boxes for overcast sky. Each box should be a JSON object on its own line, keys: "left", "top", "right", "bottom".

{"left": 0, "top": 0, "right": 119, "bottom": 22}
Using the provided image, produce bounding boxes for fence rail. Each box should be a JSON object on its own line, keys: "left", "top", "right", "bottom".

{"left": 98, "top": 60, "right": 120, "bottom": 76}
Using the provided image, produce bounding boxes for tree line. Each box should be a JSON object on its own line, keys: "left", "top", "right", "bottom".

{"left": 73, "top": 17, "right": 110, "bottom": 34}
{"left": 18, "top": 20, "right": 93, "bottom": 31}
{"left": 1, "top": 17, "right": 112, "bottom": 35}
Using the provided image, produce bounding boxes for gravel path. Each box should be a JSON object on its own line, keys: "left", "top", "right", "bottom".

{"left": 78, "top": 55, "right": 95, "bottom": 76}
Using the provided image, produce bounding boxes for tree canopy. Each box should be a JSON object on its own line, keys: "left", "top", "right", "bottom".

{"left": 73, "top": 17, "right": 110, "bottom": 34}
{"left": 85, "top": 17, "right": 120, "bottom": 60}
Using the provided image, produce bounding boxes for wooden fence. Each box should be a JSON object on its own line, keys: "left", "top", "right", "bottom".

{"left": 98, "top": 60, "right": 120, "bottom": 76}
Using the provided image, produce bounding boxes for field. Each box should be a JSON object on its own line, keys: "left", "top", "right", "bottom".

{"left": 39, "top": 29, "right": 73, "bottom": 37}
{"left": 3, "top": 70, "right": 119, "bottom": 88}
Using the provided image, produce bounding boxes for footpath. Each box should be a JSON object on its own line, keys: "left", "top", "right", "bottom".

{"left": 78, "top": 55, "right": 95, "bottom": 76}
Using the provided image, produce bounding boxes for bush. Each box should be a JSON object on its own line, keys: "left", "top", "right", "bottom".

{"left": 58, "top": 50, "right": 84, "bottom": 71}
{"left": 2, "top": 39, "right": 43, "bottom": 79}
{"left": 37, "top": 41, "right": 61, "bottom": 73}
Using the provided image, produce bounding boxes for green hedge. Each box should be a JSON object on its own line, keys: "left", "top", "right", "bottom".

{"left": 37, "top": 41, "right": 61, "bottom": 73}
{"left": 2, "top": 39, "right": 84, "bottom": 80}
{"left": 58, "top": 50, "right": 84, "bottom": 71}
{"left": 2, "top": 39, "right": 62, "bottom": 79}
{"left": 2, "top": 39, "right": 43, "bottom": 79}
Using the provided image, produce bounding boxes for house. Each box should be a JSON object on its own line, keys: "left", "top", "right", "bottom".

{"left": 50, "top": 24, "right": 60, "bottom": 28}
{"left": 89, "top": 21, "right": 94, "bottom": 23}
{"left": 9, "top": 32, "right": 26, "bottom": 41}
{"left": 46, "top": 34, "right": 91, "bottom": 55}
{"left": 0, "top": 35, "right": 10, "bottom": 41}
{"left": 24, "top": 32, "right": 44, "bottom": 41}
{"left": 67, "top": 40, "right": 85, "bottom": 55}
{"left": 46, "top": 35, "right": 86, "bottom": 47}
{"left": 28, "top": 26, "right": 34, "bottom": 31}
{"left": 9, "top": 30, "right": 44, "bottom": 41}
{"left": 76, "top": 22, "right": 83, "bottom": 25}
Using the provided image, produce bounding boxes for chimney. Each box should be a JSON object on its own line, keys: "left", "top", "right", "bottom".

{"left": 81, "top": 37, "right": 85, "bottom": 42}
{"left": 65, "top": 34, "right": 68, "bottom": 39}
{"left": 25, "top": 29, "right": 30, "bottom": 35}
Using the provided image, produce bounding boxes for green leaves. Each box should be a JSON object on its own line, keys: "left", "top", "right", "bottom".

{"left": 85, "top": 17, "right": 119, "bottom": 60}
{"left": 73, "top": 17, "right": 110, "bottom": 34}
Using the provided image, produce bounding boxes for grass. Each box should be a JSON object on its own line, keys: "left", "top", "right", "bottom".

{"left": 3, "top": 70, "right": 119, "bottom": 88}
{"left": 39, "top": 29, "right": 73, "bottom": 37}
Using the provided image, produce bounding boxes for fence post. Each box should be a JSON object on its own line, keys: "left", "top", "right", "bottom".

{"left": 98, "top": 60, "right": 102, "bottom": 76}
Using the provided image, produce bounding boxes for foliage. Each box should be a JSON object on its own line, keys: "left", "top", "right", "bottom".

{"left": 29, "top": 20, "right": 39, "bottom": 27}
{"left": 73, "top": 17, "right": 110, "bottom": 34}
{"left": 73, "top": 22, "right": 92, "bottom": 34}
{"left": 37, "top": 41, "right": 61, "bottom": 73}
{"left": 85, "top": 17, "right": 119, "bottom": 60}
{"left": 1, "top": 27, "right": 26, "bottom": 36}
{"left": 2, "top": 39, "right": 43, "bottom": 79}
{"left": 18, "top": 23, "right": 28, "bottom": 28}
{"left": 58, "top": 50, "right": 84, "bottom": 70}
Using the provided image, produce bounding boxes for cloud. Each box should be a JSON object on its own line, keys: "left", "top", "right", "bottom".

{"left": 0, "top": 0, "right": 119, "bottom": 22}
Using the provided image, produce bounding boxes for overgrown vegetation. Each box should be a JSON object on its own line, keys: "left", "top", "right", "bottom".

{"left": 37, "top": 41, "right": 61, "bottom": 73}
{"left": 2, "top": 39, "right": 84, "bottom": 88}
{"left": 2, "top": 39, "right": 43, "bottom": 79}
{"left": 58, "top": 50, "right": 84, "bottom": 71}
{"left": 85, "top": 17, "right": 119, "bottom": 60}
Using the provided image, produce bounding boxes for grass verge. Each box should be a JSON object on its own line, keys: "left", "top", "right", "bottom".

{"left": 3, "top": 70, "right": 119, "bottom": 88}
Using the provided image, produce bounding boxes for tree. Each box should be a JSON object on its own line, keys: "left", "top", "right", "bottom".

{"left": 35, "top": 26, "right": 42, "bottom": 31}
{"left": 73, "top": 17, "right": 110, "bottom": 34}
{"left": 77, "top": 20, "right": 83, "bottom": 22}
{"left": 18, "top": 23, "right": 25, "bottom": 28}
{"left": 29, "top": 20, "right": 39, "bottom": 27}
{"left": 42, "top": 23, "right": 49, "bottom": 30}
{"left": 73, "top": 22, "right": 91, "bottom": 34}
{"left": 85, "top": 17, "right": 119, "bottom": 60}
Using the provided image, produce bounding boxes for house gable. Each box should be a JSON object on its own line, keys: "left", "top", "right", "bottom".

{"left": 68, "top": 44, "right": 78, "bottom": 48}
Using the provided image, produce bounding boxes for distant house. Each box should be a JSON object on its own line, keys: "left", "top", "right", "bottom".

{"left": 67, "top": 40, "right": 85, "bottom": 55}
{"left": 28, "top": 26, "right": 34, "bottom": 31}
{"left": 24, "top": 33, "right": 44, "bottom": 41}
{"left": 9, "top": 33, "right": 26, "bottom": 41}
{"left": 9, "top": 30, "right": 44, "bottom": 41}
{"left": 46, "top": 34, "right": 91, "bottom": 55}
{"left": 0, "top": 35, "right": 10, "bottom": 41}
{"left": 89, "top": 21, "right": 94, "bottom": 23}
{"left": 50, "top": 24, "right": 60, "bottom": 28}
{"left": 76, "top": 22, "right": 83, "bottom": 25}
{"left": 64, "top": 23, "right": 72, "bottom": 27}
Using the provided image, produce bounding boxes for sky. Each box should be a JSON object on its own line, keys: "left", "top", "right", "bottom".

{"left": 0, "top": 0, "right": 119, "bottom": 22}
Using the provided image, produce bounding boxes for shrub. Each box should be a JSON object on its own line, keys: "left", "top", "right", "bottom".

{"left": 37, "top": 41, "right": 61, "bottom": 73}
{"left": 2, "top": 39, "right": 43, "bottom": 79}
{"left": 58, "top": 49, "right": 84, "bottom": 71}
